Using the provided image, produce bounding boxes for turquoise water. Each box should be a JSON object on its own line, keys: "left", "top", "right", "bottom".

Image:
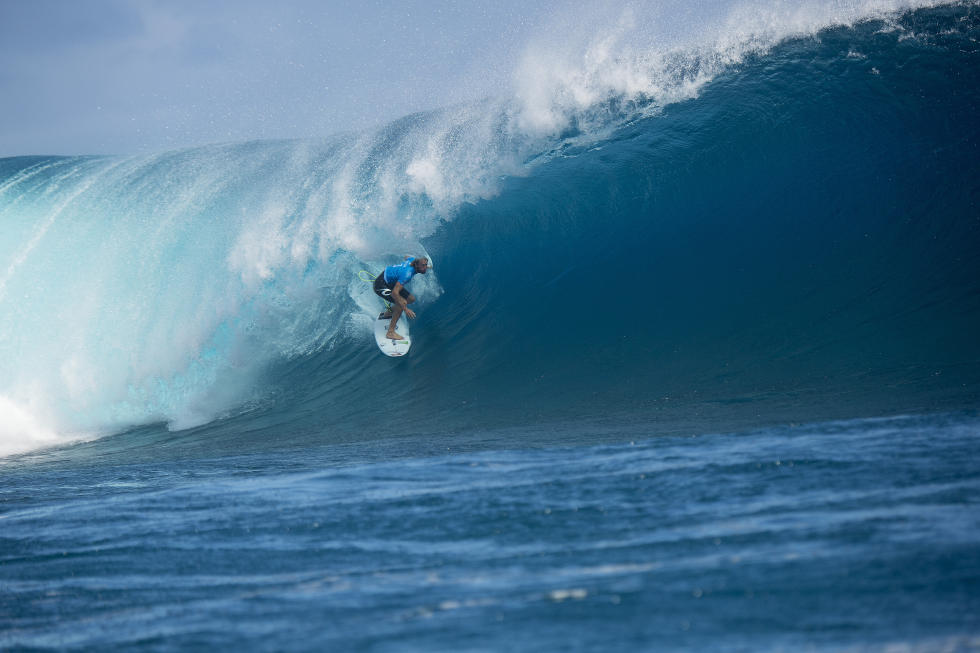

{"left": 1, "top": 4, "right": 979, "bottom": 650}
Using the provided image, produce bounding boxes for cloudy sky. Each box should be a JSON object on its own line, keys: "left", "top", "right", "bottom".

{"left": 1, "top": 0, "right": 893, "bottom": 157}
{"left": 0, "top": 0, "right": 567, "bottom": 156}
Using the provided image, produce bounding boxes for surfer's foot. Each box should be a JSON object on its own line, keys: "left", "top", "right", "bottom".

{"left": 386, "top": 330, "right": 404, "bottom": 340}
{"left": 380, "top": 310, "right": 392, "bottom": 319}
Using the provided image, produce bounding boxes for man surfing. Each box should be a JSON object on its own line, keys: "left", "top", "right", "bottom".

{"left": 373, "top": 256, "right": 429, "bottom": 340}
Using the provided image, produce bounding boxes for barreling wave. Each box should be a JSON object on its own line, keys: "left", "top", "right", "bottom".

{"left": 1, "top": 1, "right": 979, "bottom": 458}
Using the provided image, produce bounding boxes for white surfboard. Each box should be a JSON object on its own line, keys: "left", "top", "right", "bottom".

{"left": 373, "top": 310, "right": 411, "bottom": 357}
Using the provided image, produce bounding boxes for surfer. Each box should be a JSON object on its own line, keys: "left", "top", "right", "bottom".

{"left": 373, "top": 256, "right": 429, "bottom": 340}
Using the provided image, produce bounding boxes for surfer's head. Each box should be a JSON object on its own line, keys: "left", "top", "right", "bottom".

{"left": 412, "top": 257, "right": 429, "bottom": 274}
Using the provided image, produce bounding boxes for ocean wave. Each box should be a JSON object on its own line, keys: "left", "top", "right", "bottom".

{"left": 1, "top": 1, "right": 978, "bottom": 457}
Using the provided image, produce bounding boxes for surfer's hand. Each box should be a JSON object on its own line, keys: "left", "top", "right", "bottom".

{"left": 405, "top": 308, "right": 416, "bottom": 319}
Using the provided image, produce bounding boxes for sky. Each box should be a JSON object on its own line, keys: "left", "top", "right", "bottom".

{"left": 0, "top": 0, "right": 913, "bottom": 157}
{"left": 0, "top": 0, "right": 565, "bottom": 156}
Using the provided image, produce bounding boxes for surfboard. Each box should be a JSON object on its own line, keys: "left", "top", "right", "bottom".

{"left": 373, "top": 310, "right": 411, "bottom": 357}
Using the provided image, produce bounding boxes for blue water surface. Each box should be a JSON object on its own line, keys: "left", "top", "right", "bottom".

{"left": 2, "top": 412, "right": 978, "bottom": 651}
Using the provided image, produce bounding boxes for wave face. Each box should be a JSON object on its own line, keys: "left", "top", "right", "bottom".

{"left": 1, "top": 3, "right": 979, "bottom": 457}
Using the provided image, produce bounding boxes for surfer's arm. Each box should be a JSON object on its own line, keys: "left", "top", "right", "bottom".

{"left": 392, "top": 283, "right": 407, "bottom": 307}
{"left": 392, "top": 282, "right": 416, "bottom": 318}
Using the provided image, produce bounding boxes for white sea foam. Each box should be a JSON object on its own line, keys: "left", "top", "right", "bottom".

{"left": 505, "top": 0, "right": 954, "bottom": 141}
{"left": 0, "top": 394, "right": 77, "bottom": 458}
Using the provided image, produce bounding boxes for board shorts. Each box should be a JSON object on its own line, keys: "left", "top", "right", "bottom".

{"left": 374, "top": 273, "right": 411, "bottom": 304}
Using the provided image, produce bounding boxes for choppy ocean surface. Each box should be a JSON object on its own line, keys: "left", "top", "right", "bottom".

{"left": 3, "top": 413, "right": 979, "bottom": 651}
{"left": 2, "top": 2, "right": 979, "bottom": 650}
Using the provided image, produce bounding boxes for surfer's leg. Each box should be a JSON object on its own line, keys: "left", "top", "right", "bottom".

{"left": 387, "top": 304, "right": 405, "bottom": 339}
{"left": 386, "top": 290, "right": 414, "bottom": 338}
{"left": 375, "top": 276, "right": 395, "bottom": 318}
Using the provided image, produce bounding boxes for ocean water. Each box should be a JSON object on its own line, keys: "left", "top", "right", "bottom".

{"left": 2, "top": 413, "right": 979, "bottom": 651}
{"left": 2, "top": 2, "right": 980, "bottom": 650}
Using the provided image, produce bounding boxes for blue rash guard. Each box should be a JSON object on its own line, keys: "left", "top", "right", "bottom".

{"left": 383, "top": 257, "right": 416, "bottom": 286}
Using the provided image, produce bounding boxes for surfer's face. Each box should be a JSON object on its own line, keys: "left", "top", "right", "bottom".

{"left": 414, "top": 259, "right": 429, "bottom": 274}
